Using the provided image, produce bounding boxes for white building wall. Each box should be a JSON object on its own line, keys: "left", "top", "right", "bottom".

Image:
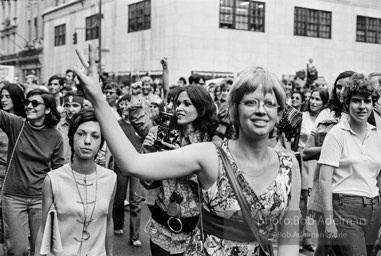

{"left": 42, "top": 0, "right": 381, "bottom": 86}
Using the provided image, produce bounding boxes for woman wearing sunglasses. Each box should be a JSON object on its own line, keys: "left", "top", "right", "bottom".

{"left": 0, "top": 88, "right": 64, "bottom": 255}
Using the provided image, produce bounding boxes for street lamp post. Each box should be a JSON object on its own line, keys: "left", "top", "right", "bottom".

{"left": 98, "top": 0, "right": 102, "bottom": 73}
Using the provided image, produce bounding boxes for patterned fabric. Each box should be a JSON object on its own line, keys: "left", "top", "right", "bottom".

{"left": 145, "top": 131, "right": 223, "bottom": 254}
{"left": 185, "top": 140, "right": 293, "bottom": 256}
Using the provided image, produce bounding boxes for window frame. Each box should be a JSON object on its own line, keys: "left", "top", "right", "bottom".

{"left": 54, "top": 23, "right": 66, "bottom": 46}
{"left": 356, "top": 15, "right": 381, "bottom": 44}
{"left": 219, "top": 0, "right": 266, "bottom": 32}
{"left": 85, "top": 14, "right": 99, "bottom": 41}
{"left": 128, "top": 0, "right": 151, "bottom": 33}
{"left": 294, "top": 7, "right": 332, "bottom": 39}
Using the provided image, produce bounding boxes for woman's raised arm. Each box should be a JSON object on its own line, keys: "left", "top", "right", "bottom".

{"left": 73, "top": 45, "right": 218, "bottom": 185}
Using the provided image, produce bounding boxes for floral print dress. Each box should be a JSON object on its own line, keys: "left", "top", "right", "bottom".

{"left": 185, "top": 140, "right": 293, "bottom": 256}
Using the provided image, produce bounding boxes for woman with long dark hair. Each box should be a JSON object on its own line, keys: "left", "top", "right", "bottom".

{"left": 0, "top": 88, "right": 64, "bottom": 255}
{"left": 141, "top": 85, "right": 222, "bottom": 256}
{"left": 298, "top": 87, "right": 329, "bottom": 252}
{"left": 303, "top": 71, "right": 355, "bottom": 256}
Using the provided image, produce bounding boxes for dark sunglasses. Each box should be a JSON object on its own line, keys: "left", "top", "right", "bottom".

{"left": 23, "top": 99, "right": 45, "bottom": 108}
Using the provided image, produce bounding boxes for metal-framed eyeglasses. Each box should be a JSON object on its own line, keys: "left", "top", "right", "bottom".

{"left": 239, "top": 98, "right": 278, "bottom": 111}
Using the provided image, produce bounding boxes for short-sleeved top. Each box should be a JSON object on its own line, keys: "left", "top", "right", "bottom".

{"left": 48, "top": 164, "right": 116, "bottom": 256}
{"left": 299, "top": 111, "right": 315, "bottom": 149}
{"left": 318, "top": 117, "right": 381, "bottom": 197}
{"left": 185, "top": 140, "right": 293, "bottom": 256}
{"left": 311, "top": 108, "right": 348, "bottom": 136}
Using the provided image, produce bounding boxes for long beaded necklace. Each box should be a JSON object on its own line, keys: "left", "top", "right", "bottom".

{"left": 70, "top": 163, "right": 98, "bottom": 254}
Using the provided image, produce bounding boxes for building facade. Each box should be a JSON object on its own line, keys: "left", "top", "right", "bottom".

{"left": 0, "top": 0, "right": 59, "bottom": 83}
{"left": 5, "top": 0, "right": 381, "bottom": 85}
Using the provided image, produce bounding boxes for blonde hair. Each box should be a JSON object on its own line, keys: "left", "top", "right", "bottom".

{"left": 228, "top": 67, "right": 286, "bottom": 135}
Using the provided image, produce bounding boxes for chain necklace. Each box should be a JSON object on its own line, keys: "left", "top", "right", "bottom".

{"left": 70, "top": 163, "right": 98, "bottom": 253}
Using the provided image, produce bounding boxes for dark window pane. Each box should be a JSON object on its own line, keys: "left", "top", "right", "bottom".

{"left": 128, "top": 0, "right": 151, "bottom": 33}
{"left": 54, "top": 24, "right": 66, "bottom": 46}
{"left": 219, "top": 0, "right": 265, "bottom": 32}
{"left": 356, "top": 15, "right": 381, "bottom": 44}
{"left": 294, "top": 7, "right": 331, "bottom": 39}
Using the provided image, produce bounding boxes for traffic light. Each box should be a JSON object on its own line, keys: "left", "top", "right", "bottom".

{"left": 72, "top": 32, "right": 77, "bottom": 44}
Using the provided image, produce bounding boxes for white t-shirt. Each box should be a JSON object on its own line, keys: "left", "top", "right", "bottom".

{"left": 318, "top": 117, "right": 381, "bottom": 197}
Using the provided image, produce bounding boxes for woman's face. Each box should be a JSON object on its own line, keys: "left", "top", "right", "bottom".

{"left": 348, "top": 94, "right": 373, "bottom": 124}
{"left": 24, "top": 94, "right": 49, "bottom": 126}
{"left": 221, "top": 85, "right": 231, "bottom": 102}
{"left": 105, "top": 89, "right": 118, "bottom": 105}
{"left": 73, "top": 121, "right": 102, "bottom": 160}
{"left": 175, "top": 91, "right": 198, "bottom": 126}
{"left": 309, "top": 91, "right": 324, "bottom": 113}
{"left": 291, "top": 92, "right": 303, "bottom": 109}
{"left": 238, "top": 87, "right": 279, "bottom": 138}
{"left": 335, "top": 77, "right": 349, "bottom": 103}
{"left": 118, "top": 100, "right": 129, "bottom": 118}
{"left": 1, "top": 89, "right": 14, "bottom": 113}
{"left": 285, "top": 81, "right": 293, "bottom": 94}
{"left": 214, "top": 86, "right": 222, "bottom": 101}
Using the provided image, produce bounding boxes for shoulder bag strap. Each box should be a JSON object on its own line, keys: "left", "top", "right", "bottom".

{"left": 216, "top": 145, "right": 270, "bottom": 255}
{"left": 0, "top": 121, "right": 25, "bottom": 202}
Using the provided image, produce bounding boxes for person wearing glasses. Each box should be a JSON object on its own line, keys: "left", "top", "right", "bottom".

{"left": 0, "top": 88, "right": 64, "bottom": 255}
{"left": 74, "top": 45, "right": 300, "bottom": 256}
{"left": 35, "top": 110, "right": 116, "bottom": 256}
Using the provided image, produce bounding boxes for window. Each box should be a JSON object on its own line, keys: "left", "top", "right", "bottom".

{"left": 219, "top": 0, "right": 265, "bottom": 32}
{"left": 356, "top": 16, "right": 381, "bottom": 44}
{"left": 54, "top": 24, "right": 66, "bottom": 46}
{"left": 86, "top": 14, "right": 99, "bottom": 40}
{"left": 294, "top": 7, "right": 331, "bottom": 39}
{"left": 128, "top": 0, "right": 151, "bottom": 33}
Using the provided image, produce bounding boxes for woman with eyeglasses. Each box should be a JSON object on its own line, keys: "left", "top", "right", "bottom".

{"left": 0, "top": 88, "right": 64, "bottom": 255}
{"left": 291, "top": 91, "right": 305, "bottom": 112}
{"left": 74, "top": 45, "right": 300, "bottom": 256}
{"left": 35, "top": 110, "right": 116, "bottom": 256}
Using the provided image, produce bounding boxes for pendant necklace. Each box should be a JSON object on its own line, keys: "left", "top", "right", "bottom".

{"left": 71, "top": 163, "right": 98, "bottom": 254}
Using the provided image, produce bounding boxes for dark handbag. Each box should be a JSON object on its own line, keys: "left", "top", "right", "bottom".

{"left": 216, "top": 146, "right": 274, "bottom": 256}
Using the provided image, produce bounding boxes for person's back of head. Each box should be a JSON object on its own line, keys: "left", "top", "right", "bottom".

{"left": 188, "top": 74, "right": 205, "bottom": 86}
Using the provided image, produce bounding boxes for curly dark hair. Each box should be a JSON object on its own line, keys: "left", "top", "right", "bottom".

{"left": 175, "top": 85, "right": 219, "bottom": 137}
{"left": 343, "top": 73, "right": 380, "bottom": 108}
{"left": 324, "top": 71, "right": 355, "bottom": 118}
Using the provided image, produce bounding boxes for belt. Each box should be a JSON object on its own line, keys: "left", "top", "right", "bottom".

{"left": 332, "top": 193, "right": 381, "bottom": 206}
{"left": 151, "top": 202, "right": 199, "bottom": 233}
{"left": 201, "top": 208, "right": 257, "bottom": 242}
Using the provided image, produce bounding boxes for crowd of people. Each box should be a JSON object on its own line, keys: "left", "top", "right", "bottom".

{"left": 0, "top": 46, "right": 380, "bottom": 256}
